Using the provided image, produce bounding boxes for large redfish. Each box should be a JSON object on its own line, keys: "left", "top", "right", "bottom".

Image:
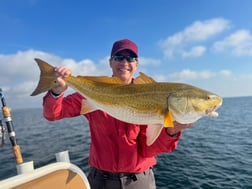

{"left": 31, "top": 58, "right": 222, "bottom": 145}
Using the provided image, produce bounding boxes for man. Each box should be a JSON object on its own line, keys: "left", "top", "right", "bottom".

{"left": 43, "top": 39, "right": 194, "bottom": 189}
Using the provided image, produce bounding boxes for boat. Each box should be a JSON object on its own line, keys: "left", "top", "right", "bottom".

{"left": 0, "top": 154, "right": 90, "bottom": 189}
{"left": 0, "top": 88, "right": 90, "bottom": 189}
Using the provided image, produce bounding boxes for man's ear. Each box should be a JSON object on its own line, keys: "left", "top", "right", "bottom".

{"left": 109, "top": 58, "right": 113, "bottom": 68}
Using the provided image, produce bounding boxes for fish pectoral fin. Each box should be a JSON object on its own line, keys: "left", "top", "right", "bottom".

{"left": 164, "top": 111, "right": 174, "bottom": 128}
{"left": 146, "top": 124, "right": 163, "bottom": 146}
{"left": 80, "top": 99, "right": 98, "bottom": 114}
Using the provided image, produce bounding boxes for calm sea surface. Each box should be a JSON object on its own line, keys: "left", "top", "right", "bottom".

{"left": 0, "top": 97, "right": 251, "bottom": 188}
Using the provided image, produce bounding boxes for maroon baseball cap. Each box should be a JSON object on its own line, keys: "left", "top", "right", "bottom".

{"left": 111, "top": 39, "right": 138, "bottom": 57}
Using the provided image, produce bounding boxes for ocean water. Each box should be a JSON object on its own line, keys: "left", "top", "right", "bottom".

{"left": 0, "top": 96, "right": 251, "bottom": 189}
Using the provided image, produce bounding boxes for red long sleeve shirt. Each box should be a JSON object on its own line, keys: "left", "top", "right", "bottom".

{"left": 43, "top": 92, "right": 181, "bottom": 173}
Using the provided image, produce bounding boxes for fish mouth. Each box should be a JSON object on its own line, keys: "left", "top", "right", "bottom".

{"left": 205, "top": 105, "right": 221, "bottom": 117}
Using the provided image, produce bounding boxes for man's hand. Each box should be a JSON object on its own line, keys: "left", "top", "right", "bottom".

{"left": 51, "top": 66, "right": 72, "bottom": 95}
{"left": 166, "top": 121, "right": 194, "bottom": 136}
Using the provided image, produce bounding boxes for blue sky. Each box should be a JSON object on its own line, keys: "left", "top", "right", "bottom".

{"left": 1, "top": 0, "right": 252, "bottom": 109}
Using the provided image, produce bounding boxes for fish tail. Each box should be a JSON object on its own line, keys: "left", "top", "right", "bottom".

{"left": 30, "top": 58, "right": 58, "bottom": 96}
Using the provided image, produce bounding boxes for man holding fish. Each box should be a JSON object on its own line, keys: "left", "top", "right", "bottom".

{"left": 36, "top": 39, "right": 221, "bottom": 189}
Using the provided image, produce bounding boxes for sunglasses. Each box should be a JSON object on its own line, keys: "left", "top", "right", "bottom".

{"left": 112, "top": 55, "right": 138, "bottom": 62}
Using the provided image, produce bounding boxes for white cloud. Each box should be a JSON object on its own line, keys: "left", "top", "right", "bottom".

{"left": 154, "top": 69, "right": 231, "bottom": 82}
{"left": 61, "top": 58, "right": 101, "bottom": 76}
{"left": 219, "top": 70, "right": 231, "bottom": 77}
{"left": 0, "top": 48, "right": 249, "bottom": 109}
{"left": 0, "top": 50, "right": 111, "bottom": 109}
{"left": 0, "top": 50, "right": 54, "bottom": 81}
{"left": 138, "top": 57, "right": 161, "bottom": 66}
{"left": 181, "top": 46, "right": 206, "bottom": 57}
{"left": 169, "top": 69, "right": 217, "bottom": 81}
{"left": 159, "top": 18, "right": 230, "bottom": 58}
{"left": 213, "top": 29, "right": 252, "bottom": 56}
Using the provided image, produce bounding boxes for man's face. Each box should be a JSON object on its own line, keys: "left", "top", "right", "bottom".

{"left": 109, "top": 50, "right": 138, "bottom": 84}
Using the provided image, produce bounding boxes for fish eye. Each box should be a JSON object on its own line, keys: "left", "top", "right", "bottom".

{"left": 207, "top": 95, "right": 219, "bottom": 100}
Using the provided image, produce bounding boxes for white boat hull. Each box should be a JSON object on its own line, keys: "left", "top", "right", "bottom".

{"left": 0, "top": 162, "right": 90, "bottom": 189}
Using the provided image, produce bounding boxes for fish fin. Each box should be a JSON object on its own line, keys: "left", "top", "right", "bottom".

{"left": 164, "top": 111, "right": 174, "bottom": 127}
{"left": 134, "top": 72, "right": 156, "bottom": 84}
{"left": 31, "top": 58, "right": 58, "bottom": 96}
{"left": 80, "top": 99, "right": 98, "bottom": 114}
{"left": 76, "top": 76, "right": 125, "bottom": 84}
{"left": 146, "top": 124, "right": 163, "bottom": 146}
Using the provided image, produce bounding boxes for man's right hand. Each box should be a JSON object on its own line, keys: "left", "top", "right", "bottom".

{"left": 51, "top": 66, "right": 72, "bottom": 95}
